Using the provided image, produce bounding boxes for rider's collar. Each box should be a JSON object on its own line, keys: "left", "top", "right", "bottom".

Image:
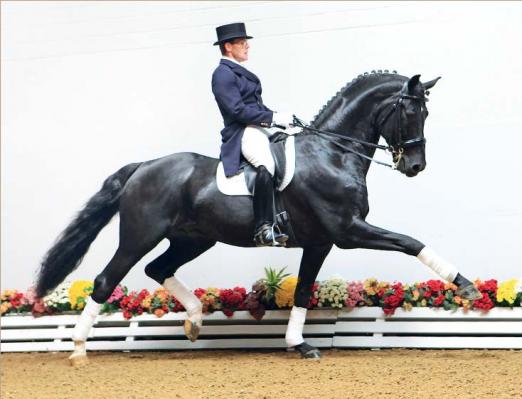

{"left": 221, "top": 56, "right": 243, "bottom": 66}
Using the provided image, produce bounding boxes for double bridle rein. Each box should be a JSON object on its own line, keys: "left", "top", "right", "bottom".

{"left": 292, "top": 90, "right": 429, "bottom": 169}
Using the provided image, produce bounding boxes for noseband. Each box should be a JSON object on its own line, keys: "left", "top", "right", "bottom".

{"left": 377, "top": 92, "right": 428, "bottom": 166}
{"left": 294, "top": 89, "right": 428, "bottom": 169}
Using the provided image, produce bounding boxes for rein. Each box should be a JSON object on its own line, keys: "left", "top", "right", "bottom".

{"left": 292, "top": 91, "right": 428, "bottom": 169}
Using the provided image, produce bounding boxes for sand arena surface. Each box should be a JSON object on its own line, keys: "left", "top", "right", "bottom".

{"left": 1, "top": 349, "right": 521, "bottom": 399}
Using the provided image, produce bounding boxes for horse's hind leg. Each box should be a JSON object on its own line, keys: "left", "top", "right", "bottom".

{"left": 286, "top": 244, "right": 332, "bottom": 360}
{"left": 69, "top": 227, "right": 166, "bottom": 365}
{"left": 144, "top": 237, "right": 216, "bottom": 342}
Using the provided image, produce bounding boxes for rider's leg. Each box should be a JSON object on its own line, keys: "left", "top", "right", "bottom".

{"left": 241, "top": 126, "right": 288, "bottom": 246}
{"left": 241, "top": 126, "right": 275, "bottom": 175}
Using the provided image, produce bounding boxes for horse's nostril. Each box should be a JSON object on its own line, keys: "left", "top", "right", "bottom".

{"left": 412, "top": 164, "right": 421, "bottom": 172}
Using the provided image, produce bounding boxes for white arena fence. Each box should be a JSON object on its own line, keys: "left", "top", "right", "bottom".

{"left": 1, "top": 308, "right": 521, "bottom": 352}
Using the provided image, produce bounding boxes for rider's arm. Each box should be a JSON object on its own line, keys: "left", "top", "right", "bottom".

{"left": 212, "top": 69, "right": 273, "bottom": 126}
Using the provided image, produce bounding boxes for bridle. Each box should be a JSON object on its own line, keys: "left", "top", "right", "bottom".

{"left": 377, "top": 91, "right": 428, "bottom": 167}
{"left": 292, "top": 89, "right": 429, "bottom": 169}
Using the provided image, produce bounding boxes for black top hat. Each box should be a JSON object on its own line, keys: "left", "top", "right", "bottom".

{"left": 213, "top": 22, "right": 253, "bottom": 46}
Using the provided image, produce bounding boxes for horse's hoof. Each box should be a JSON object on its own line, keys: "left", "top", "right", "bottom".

{"left": 456, "top": 284, "right": 482, "bottom": 301}
{"left": 287, "top": 343, "right": 322, "bottom": 360}
{"left": 184, "top": 319, "right": 200, "bottom": 342}
{"left": 69, "top": 353, "right": 89, "bottom": 367}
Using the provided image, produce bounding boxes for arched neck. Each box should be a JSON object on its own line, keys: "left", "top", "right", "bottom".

{"left": 310, "top": 83, "right": 400, "bottom": 175}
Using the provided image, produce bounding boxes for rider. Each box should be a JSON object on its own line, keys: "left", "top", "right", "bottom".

{"left": 212, "top": 22, "right": 292, "bottom": 246}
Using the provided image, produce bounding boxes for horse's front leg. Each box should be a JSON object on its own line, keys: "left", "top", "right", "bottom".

{"left": 338, "top": 219, "right": 481, "bottom": 299}
{"left": 286, "top": 244, "right": 333, "bottom": 359}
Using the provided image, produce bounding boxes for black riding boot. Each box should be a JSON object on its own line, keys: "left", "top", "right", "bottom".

{"left": 253, "top": 166, "right": 289, "bottom": 247}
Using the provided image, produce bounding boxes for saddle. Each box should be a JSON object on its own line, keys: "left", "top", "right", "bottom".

{"left": 214, "top": 131, "right": 294, "bottom": 245}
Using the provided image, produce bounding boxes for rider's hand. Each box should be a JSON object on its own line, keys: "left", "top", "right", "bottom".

{"left": 272, "top": 112, "right": 294, "bottom": 129}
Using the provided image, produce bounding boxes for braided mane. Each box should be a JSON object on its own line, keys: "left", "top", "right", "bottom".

{"left": 311, "top": 70, "right": 402, "bottom": 127}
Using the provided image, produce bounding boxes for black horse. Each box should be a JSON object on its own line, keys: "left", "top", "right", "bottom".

{"left": 36, "top": 71, "right": 480, "bottom": 360}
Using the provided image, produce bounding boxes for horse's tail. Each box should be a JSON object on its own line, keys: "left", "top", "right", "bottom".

{"left": 35, "top": 162, "right": 142, "bottom": 298}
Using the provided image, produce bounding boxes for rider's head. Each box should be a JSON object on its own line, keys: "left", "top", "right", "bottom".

{"left": 214, "top": 23, "right": 252, "bottom": 63}
{"left": 220, "top": 38, "right": 250, "bottom": 62}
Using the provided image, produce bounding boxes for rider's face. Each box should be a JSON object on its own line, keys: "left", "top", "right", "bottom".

{"left": 226, "top": 38, "right": 249, "bottom": 62}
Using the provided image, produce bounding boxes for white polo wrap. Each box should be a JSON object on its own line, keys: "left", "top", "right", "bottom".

{"left": 71, "top": 296, "right": 102, "bottom": 342}
{"left": 417, "top": 246, "right": 458, "bottom": 282}
{"left": 285, "top": 306, "right": 307, "bottom": 347}
{"left": 163, "top": 275, "right": 202, "bottom": 319}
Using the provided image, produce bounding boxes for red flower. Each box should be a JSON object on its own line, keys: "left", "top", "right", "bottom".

{"left": 382, "top": 284, "right": 405, "bottom": 315}
{"left": 222, "top": 308, "right": 234, "bottom": 317}
{"left": 137, "top": 289, "right": 150, "bottom": 300}
{"left": 171, "top": 299, "right": 185, "bottom": 312}
{"left": 473, "top": 294, "right": 493, "bottom": 311}
{"left": 477, "top": 279, "right": 497, "bottom": 294}
{"left": 219, "top": 287, "right": 247, "bottom": 313}
{"left": 426, "top": 280, "right": 445, "bottom": 293}
{"left": 433, "top": 294, "right": 445, "bottom": 306}
{"left": 383, "top": 307, "right": 395, "bottom": 316}
{"left": 307, "top": 283, "right": 319, "bottom": 309}
{"left": 31, "top": 299, "right": 48, "bottom": 316}
{"left": 123, "top": 310, "right": 132, "bottom": 319}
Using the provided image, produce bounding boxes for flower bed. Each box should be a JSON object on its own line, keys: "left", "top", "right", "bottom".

{"left": 2, "top": 268, "right": 521, "bottom": 320}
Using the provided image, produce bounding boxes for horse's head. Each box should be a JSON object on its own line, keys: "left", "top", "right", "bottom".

{"left": 378, "top": 74, "right": 441, "bottom": 177}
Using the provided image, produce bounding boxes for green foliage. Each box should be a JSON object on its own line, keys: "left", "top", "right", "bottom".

{"left": 262, "top": 267, "right": 290, "bottom": 302}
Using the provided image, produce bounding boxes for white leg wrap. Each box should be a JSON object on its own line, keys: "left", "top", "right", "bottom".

{"left": 417, "top": 246, "right": 459, "bottom": 282}
{"left": 285, "top": 306, "right": 307, "bottom": 347}
{"left": 71, "top": 297, "right": 102, "bottom": 342}
{"left": 163, "top": 275, "right": 202, "bottom": 322}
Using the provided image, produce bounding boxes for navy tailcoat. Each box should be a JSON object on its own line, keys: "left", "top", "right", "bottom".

{"left": 211, "top": 59, "right": 273, "bottom": 177}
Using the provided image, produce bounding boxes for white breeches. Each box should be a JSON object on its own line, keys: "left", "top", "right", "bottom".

{"left": 241, "top": 125, "right": 276, "bottom": 176}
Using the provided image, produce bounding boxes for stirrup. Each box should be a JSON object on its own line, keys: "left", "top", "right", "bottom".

{"left": 254, "top": 223, "right": 288, "bottom": 247}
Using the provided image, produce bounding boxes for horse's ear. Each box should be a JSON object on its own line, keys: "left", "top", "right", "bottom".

{"left": 422, "top": 76, "right": 441, "bottom": 90}
{"left": 407, "top": 74, "right": 421, "bottom": 92}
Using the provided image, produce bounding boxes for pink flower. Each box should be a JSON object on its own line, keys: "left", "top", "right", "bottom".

{"left": 32, "top": 299, "right": 47, "bottom": 315}
{"left": 25, "top": 286, "right": 38, "bottom": 305}
{"left": 108, "top": 285, "right": 124, "bottom": 304}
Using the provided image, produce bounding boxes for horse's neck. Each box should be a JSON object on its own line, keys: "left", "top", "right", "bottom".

{"left": 311, "top": 99, "right": 381, "bottom": 177}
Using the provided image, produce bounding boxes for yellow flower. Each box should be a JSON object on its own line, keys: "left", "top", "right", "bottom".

{"left": 402, "top": 302, "right": 413, "bottom": 311}
{"left": 141, "top": 295, "right": 153, "bottom": 309}
{"left": 363, "top": 278, "right": 378, "bottom": 296}
{"left": 1, "top": 302, "right": 11, "bottom": 315}
{"left": 1, "top": 290, "right": 16, "bottom": 301}
{"left": 68, "top": 280, "right": 93, "bottom": 310}
{"left": 497, "top": 279, "right": 519, "bottom": 305}
{"left": 154, "top": 288, "right": 169, "bottom": 301}
{"left": 275, "top": 276, "right": 298, "bottom": 308}
{"left": 445, "top": 282, "right": 458, "bottom": 291}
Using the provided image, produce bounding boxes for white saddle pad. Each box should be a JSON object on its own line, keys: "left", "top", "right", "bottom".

{"left": 216, "top": 136, "right": 296, "bottom": 196}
